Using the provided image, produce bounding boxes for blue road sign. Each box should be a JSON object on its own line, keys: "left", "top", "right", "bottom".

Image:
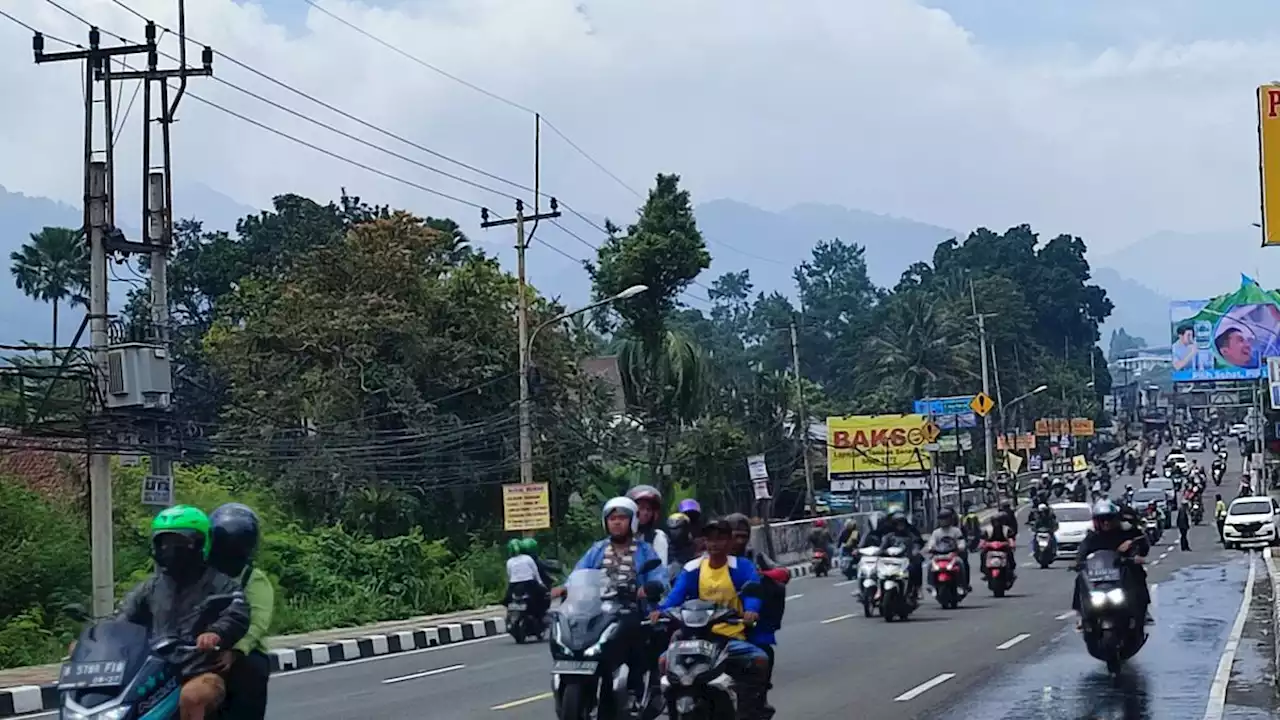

{"left": 914, "top": 396, "right": 978, "bottom": 420}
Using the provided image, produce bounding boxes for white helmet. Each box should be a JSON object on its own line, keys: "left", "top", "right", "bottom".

{"left": 601, "top": 496, "right": 639, "bottom": 534}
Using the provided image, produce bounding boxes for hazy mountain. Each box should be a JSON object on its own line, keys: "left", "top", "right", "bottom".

{"left": 1094, "top": 227, "right": 1280, "bottom": 300}
{"left": 1091, "top": 267, "right": 1170, "bottom": 349}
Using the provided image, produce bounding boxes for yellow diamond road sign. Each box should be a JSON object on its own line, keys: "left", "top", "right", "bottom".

{"left": 922, "top": 421, "right": 941, "bottom": 444}
{"left": 969, "top": 392, "right": 995, "bottom": 417}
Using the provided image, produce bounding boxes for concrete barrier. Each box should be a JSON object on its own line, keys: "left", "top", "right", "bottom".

{"left": 752, "top": 513, "right": 866, "bottom": 566}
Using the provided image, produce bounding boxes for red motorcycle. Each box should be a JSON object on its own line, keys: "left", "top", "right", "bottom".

{"left": 928, "top": 545, "right": 966, "bottom": 609}
{"left": 981, "top": 539, "right": 1015, "bottom": 598}
{"left": 812, "top": 549, "right": 831, "bottom": 577}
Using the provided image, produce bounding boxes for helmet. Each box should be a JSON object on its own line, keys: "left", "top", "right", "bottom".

{"left": 813, "top": 518, "right": 826, "bottom": 528}
{"left": 1037, "top": 503, "right": 1048, "bottom": 512}
{"left": 938, "top": 507, "right": 956, "bottom": 523}
{"left": 152, "top": 505, "right": 211, "bottom": 558}
{"left": 999, "top": 500, "right": 1013, "bottom": 512}
{"left": 519, "top": 537, "right": 539, "bottom": 555}
{"left": 208, "top": 503, "right": 261, "bottom": 576}
{"left": 1091, "top": 499, "right": 1119, "bottom": 523}
{"left": 602, "top": 496, "right": 639, "bottom": 534}
{"left": 507, "top": 538, "right": 523, "bottom": 556}
{"left": 677, "top": 499, "right": 702, "bottom": 517}
{"left": 626, "top": 484, "right": 663, "bottom": 509}
{"left": 667, "top": 512, "right": 689, "bottom": 528}
{"left": 866, "top": 511, "right": 887, "bottom": 532}
{"left": 1126, "top": 484, "right": 1133, "bottom": 491}
{"left": 724, "top": 513, "right": 751, "bottom": 534}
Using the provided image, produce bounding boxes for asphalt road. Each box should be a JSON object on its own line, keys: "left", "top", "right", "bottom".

{"left": 232, "top": 445, "right": 1256, "bottom": 719}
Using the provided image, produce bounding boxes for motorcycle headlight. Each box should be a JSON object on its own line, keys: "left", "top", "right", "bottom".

{"left": 64, "top": 706, "right": 132, "bottom": 720}
{"left": 1106, "top": 588, "right": 1125, "bottom": 604}
{"left": 1089, "top": 591, "right": 1107, "bottom": 607}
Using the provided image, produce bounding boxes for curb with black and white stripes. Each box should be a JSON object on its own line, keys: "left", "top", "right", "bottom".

{"left": 0, "top": 617, "right": 505, "bottom": 718}
{"left": 0, "top": 561, "right": 821, "bottom": 716}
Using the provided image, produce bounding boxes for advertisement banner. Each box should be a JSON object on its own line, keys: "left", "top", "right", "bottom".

{"left": 827, "top": 415, "right": 934, "bottom": 476}
{"left": 1170, "top": 277, "right": 1280, "bottom": 381}
{"left": 1070, "top": 418, "right": 1095, "bottom": 437}
{"left": 1034, "top": 418, "right": 1071, "bottom": 437}
{"left": 996, "top": 433, "right": 1036, "bottom": 451}
{"left": 1259, "top": 84, "right": 1280, "bottom": 246}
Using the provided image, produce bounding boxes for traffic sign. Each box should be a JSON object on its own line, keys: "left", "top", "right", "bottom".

{"left": 969, "top": 392, "right": 995, "bottom": 417}
{"left": 914, "top": 395, "right": 976, "bottom": 417}
{"left": 922, "top": 420, "right": 941, "bottom": 443}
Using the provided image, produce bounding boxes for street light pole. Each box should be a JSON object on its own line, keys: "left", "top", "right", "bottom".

{"left": 519, "top": 285, "right": 649, "bottom": 485}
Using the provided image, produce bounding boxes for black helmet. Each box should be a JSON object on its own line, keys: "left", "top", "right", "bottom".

{"left": 998, "top": 499, "right": 1013, "bottom": 512}
{"left": 938, "top": 507, "right": 956, "bottom": 523}
{"left": 724, "top": 513, "right": 751, "bottom": 534}
{"left": 208, "top": 503, "right": 261, "bottom": 578}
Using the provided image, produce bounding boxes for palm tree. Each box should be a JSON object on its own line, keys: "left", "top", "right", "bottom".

{"left": 9, "top": 227, "right": 90, "bottom": 346}
{"left": 616, "top": 329, "right": 707, "bottom": 486}
{"left": 867, "top": 288, "right": 974, "bottom": 402}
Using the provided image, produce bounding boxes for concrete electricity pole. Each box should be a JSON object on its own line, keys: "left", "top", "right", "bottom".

{"left": 789, "top": 317, "right": 816, "bottom": 516}
{"left": 480, "top": 198, "right": 561, "bottom": 485}
{"left": 969, "top": 281, "right": 997, "bottom": 489}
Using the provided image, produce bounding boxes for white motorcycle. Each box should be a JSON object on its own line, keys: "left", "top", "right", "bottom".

{"left": 876, "top": 544, "right": 918, "bottom": 622}
{"left": 856, "top": 546, "right": 881, "bottom": 617}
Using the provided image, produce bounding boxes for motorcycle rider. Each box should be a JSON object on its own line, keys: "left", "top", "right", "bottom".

{"left": 837, "top": 516, "right": 860, "bottom": 556}
{"left": 678, "top": 499, "right": 706, "bottom": 554}
{"left": 1212, "top": 454, "right": 1226, "bottom": 481}
{"left": 878, "top": 510, "right": 925, "bottom": 597}
{"left": 726, "top": 513, "right": 783, "bottom": 717}
{"left": 1073, "top": 499, "right": 1152, "bottom": 628}
{"left": 207, "top": 503, "right": 273, "bottom": 720}
{"left": 627, "top": 485, "right": 670, "bottom": 565}
{"left": 503, "top": 538, "right": 548, "bottom": 620}
{"left": 960, "top": 503, "right": 983, "bottom": 553}
{"left": 808, "top": 518, "right": 834, "bottom": 556}
{"left": 117, "top": 505, "right": 250, "bottom": 720}
{"left": 992, "top": 500, "right": 1019, "bottom": 540}
{"left": 923, "top": 507, "right": 970, "bottom": 591}
{"left": 860, "top": 511, "right": 890, "bottom": 550}
{"left": 657, "top": 518, "right": 771, "bottom": 720}
{"left": 980, "top": 504, "right": 1019, "bottom": 579}
{"left": 1124, "top": 484, "right": 1136, "bottom": 506}
{"left": 666, "top": 512, "right": 700, "bottom": 568}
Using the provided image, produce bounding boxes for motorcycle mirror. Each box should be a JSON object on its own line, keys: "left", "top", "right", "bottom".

{"left": 640, "top": 558, "right": 662, "bottom": 574}
{"left": 62, "top": 602, "right": 90, "bottom": 623}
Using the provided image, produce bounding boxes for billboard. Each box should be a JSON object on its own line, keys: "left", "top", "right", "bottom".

{"left": 826, "top": 414, "right": 934, "bottom": 476}
{"left": 1259, "top": 85, "right": 1280, "bottom": 246}
{"left": 1170, "top": 276, "right": 1280, "bottom": 381}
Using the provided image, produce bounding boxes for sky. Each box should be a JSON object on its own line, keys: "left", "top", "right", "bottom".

{"left": 2, "top": 0, "right": 1280, "bottom": 257}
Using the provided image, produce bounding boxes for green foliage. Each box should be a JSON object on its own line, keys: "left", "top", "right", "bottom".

{"left": 8, "top": 226, "right": 90, "bottom": 346}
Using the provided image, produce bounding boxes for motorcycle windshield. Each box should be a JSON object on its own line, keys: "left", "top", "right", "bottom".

{"left": 67, "top": 620, "right": 151, "bottom": 688}
{"left": 556, "top": 569, "right": 614, "bottom": 651}
{"left": 1083, "top": 552, "right": 1123, "bottom": 585}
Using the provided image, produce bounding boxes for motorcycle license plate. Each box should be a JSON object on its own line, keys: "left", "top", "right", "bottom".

{"left": 987, "top": 556, "right": 1005, "bottom": 567}
{"left": 552, "top": 660, "right": 598, "bottom": 675}
{"left": 58, "top": 660, "right": 127, "bottom": 690}
{"left": 671, "top": 640, "right": 717, "bottom": 657}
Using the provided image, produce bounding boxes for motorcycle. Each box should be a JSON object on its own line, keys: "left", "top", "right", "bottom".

{"left": 1190, "top": 500, "right": 1204, "bottom": 525}
{"left": 927, "top": 537, "right": 966, "bottom": 610}
{"left": 656, "top": 583, "right": 761, "bottom": 720}
{"left": 1051, "top": 484, "right": 1066, "bottom": 499}
{"left": 1033, "top": 531, "right": 1057, "bottom": 569}
{"left": 507, "top": 589, "right": 546, "bottom": 644}
{"left": 811, "top": 549, "right": 831, "bottom": 578}
{"left": 1077, "top": 550, "right": 1148, "bottom": 674}
{"left": 839, "top": 552, "right": 856, "bottom": 581}
{"left": 876, "top": 541, "right": 919, "bottom": 622}
{"left": 982, "top": 540, "right": 1015, "bottom": 598}
{"left": 58, "top": 593, "right": 244, "bottom": 720}
{"left": 1212, "top": 465, "right": 1224, "bottom": 486}
{"left": 1144, "top": 515, "right": 1163, "bottom": 547}
{"left": 856, "top": 546, "right": 881, "bottom": 618}
{"left": 549, "top": 560, "right": 664, "bottom": 720}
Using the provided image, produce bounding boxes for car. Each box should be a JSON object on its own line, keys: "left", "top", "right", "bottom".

{"left": 1132, "top": 488, "right": 1172, "bottom": 529}
{"left": 1185, "top": 434, "right": 1205, "bottom": 452}
{"left": 1231, "top": 422, "right": 1250, "bottom": 438}
{"left": 1051, "top": 502, "right": 1093, "bottom": 558}
{"left": 1222, "top": 496, "right": 1280, "bottom": 549}
{"left": 1163, "top": 452, "right": 1189, "bottom": 476}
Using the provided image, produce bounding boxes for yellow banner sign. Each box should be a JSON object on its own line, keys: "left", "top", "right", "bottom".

{"left": 997, "top": 433, "right": 1036, "bottom": 451}
{"left": 1034, "top": 418, "right": 1095, "bottom": 437}
{"left": 1260, "top": 85, "right": 1280, "bottom": 246}
{"left": 502, "top": 482, "right": 551, "bottom": 531}
{"left": 1070, "top": 418, "right": 1095, "bottom": 437}
{"left": 826, "top": 415, "right": 934, "bottom": 474}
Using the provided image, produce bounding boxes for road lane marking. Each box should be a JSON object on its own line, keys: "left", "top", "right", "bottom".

{"left": 492, "top": 691, "right": 554, "bottom": 710}
{"left": 382, "top": 663, "right": 465, "bottom": 684}
{"left": 894, "top": 672, "right": 956, "bottom": 702}
{"left": 1055, "top": 611, "right": 1075, "bottom": 620}
{"left": 786, "top": 593, "right": 805, "bottom": 601}
{"left": 273, "top": 634, "right": 505, "bottom": 678}
{"left": 833, "top": 580, "right": 857, "bottom": 587}
{"left": 996, "top": 633, "right": 1031, "bottom": 650}
{"left": 821, "top": 613, "right": 856, "bottom": 624}
{"left": 1204, "top": 552, "right": 1257, "bottom": 720}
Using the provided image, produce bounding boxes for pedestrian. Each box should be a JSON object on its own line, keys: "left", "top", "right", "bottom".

{"left": 1176, "top": 503, "right": 1191, "bottom": 551}
{"left": 1214, "top": 494, "right": 1227, "bottom": 544}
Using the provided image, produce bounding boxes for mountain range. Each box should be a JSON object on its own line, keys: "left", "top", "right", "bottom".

{"left": 0, "top": 183, "right": 1254, "bottom": 353}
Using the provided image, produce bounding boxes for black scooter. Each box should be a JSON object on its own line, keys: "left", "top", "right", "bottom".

{"left": 507, "top": 589, "right": 547, "bottom": 644}
{"left": 1076, "top": 550, "right": 1148, "bottom": 674}
{"left": 657, "top": 583, "right": 761, "bottom": 719}
{"left": 58, "top": 593, "right": 244, "bottom": 720}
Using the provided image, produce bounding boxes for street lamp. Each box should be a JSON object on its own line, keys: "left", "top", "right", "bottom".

{"left": 518, "top": 284, "right": 649, "bottom": 485}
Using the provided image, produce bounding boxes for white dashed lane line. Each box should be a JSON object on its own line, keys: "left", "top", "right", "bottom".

{"left": 894, "top": 673, "right": 957, "bottom": 702}
{"left": 996, "top": 633, "right": 1030, "bottom": 650}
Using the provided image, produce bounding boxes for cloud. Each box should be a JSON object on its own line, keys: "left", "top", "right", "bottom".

{"left": 1, "top": 0, "right": 1277, "bottom": 256}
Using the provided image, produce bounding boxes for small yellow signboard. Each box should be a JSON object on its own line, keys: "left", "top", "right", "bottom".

{"left": 502, "top": 482, "right": 551, "bottom": 531}
{"left": 969, "top": 392, "right": 995, "bottom": 417}
{"left": 1071, "top": 455, "right": 1088, "bottom": 473}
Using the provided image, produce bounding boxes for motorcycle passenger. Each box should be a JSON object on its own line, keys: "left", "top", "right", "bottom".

{"left": 657, "top": 518, "right": 771, "bottom": 720}
{"left": 992, "top": 500, "right": 1019, "bottom": 540}
{"left": 503, "top": 538, "right": 549, "bottom": 620}
{"left": 666, "top": 512, "right": 700, "bottom": 568}
{"left": 980, "top": 511, "right": 1018, "bottom": 578}
{"left": 860, "top": 512, "right": 890, "bottom": 550}
{"left": 726, "top": 513, "right": 782, "bottom": 716}
{"left": 207, "top": 503, "right": 273, "bottom": 720}
{"left": 519, "top": 538, "right": 556, "bottom": 587}
{"left": 627, "top": 484, "right": 670, "bottom": 565}
{"left": 117, "top": 505, "right": 250, "bottom": 720}
{"left": 1073, "top": 499, "right": 1152, "bottom": 628}
{"left": 878, "top": 511, "right": 925, "bottom": 596}
{"left": 678, "top": 499, "right": 706, "bottom": 554}
{"left": 924, "top": 507, "right": 970, "bottom": 591}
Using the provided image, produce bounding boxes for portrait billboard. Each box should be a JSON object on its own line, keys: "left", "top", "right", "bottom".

{"left": 1170, "top": 276, "right": 1280, "bottom": 381}
{"left": 826, "top": 414, "right": 934, "bottom": 476}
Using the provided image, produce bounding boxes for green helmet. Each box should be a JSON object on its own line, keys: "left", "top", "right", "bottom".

{"left": 507, "top": 538, "right": 523, "bottom": 557}
{"left": 518, "top": 538, "right": 539, "bottom": 555}
{"left": 151, "top": 505, "right": 212, "bottom": 558}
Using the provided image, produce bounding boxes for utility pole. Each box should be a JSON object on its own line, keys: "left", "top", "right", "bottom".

{"left": 113, "top": 3, "right": 213, "bottom": 492}
{"left": 789, "top": 317, "right": 816, "bottom": 516}
{"left": 34, "top": 25, "right": 153, "bottom": 618}
{"left": 969, "top": 281, "right": 997, "bottom": 490}
{"left": 481, "top": 198, "right": 561, "bottom": 485}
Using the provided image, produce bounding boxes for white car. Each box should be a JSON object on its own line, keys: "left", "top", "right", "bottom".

{"left": 1164, "top": 452, "right": 1189, "bottom": 475}
{"left": 1185, "top": 434, "right": 1204, "bottom": 452}
{"left": 1051, "top": 502, "right": 1094, "bottom": 559}
{"left": 1231, "top": 422, "right": 1250, "bottom": 438}
{"left": 1222, "top": 496, "right": 1280, "bottom": 549}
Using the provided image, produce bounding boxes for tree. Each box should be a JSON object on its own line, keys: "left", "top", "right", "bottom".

{"left": 1108, "top": 328, "right": 1147, "bottom": 360}
{"left": 9, "top": 227, "right": 89, "bottom": 346}
{"left": 587, "top": 174, "right": 712, "bottom": 487}
{"left": 790, "top": 239, "right": 881, "bottom": 400}
{"left": 865, "top": 286, "right": 974, "bottom": 404}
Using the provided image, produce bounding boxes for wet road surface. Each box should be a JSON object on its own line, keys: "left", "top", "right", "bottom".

{"left": 1222, "top": 549, "right": 1277, "bottom": 719}
{"left": 923, "top": 553, "right": 1255, "bottom": 720}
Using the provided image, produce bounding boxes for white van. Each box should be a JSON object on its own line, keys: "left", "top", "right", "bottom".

{"left": 1222, "top": 496, "right": 1280, "bottom": 549}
